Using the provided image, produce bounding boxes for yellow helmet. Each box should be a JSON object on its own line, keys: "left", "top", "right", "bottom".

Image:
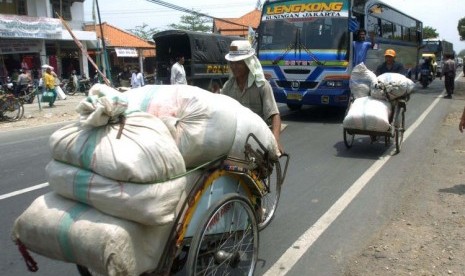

{"left": 384, "top": 49, "right": 396, "bottom": 57}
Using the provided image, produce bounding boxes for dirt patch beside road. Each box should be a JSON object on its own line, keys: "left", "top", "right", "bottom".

{"left": 0, "top": 94, "right": 85, "bottom": 131}
{"left": 345, "top": 75, "right": 465, "bottom": 275}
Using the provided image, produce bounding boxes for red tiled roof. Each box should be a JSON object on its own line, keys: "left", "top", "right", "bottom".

{"left": 84, "top": 22, "right": 154, "bottom": 49}
{"left": 213, "top": 9, "right": 261, "bottom": 37}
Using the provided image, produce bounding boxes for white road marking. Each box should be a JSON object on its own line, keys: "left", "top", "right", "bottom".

{"left": 0, "top": 183, "right": 49, "bottom": 200}
{"left": 264, "top": 86, "right": 446, "bottom": 275}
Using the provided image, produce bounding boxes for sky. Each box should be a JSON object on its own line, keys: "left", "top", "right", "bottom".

{"left": 83, "top": 0, "right": 465, "bottom": 54}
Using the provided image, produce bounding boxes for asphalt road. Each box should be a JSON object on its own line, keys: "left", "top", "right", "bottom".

{"left": 0, "top": 77, "right": 453, "bottom": 275}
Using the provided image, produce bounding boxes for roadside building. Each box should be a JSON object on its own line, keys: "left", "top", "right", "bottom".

{"left": 83, "top": 23, "right": 155, "bottom": 82}
{"left": 213, "top": 9, "right": 260, "bottom": 38}
{"left": 0, "top": 0, "right": 97, "bottom": 82}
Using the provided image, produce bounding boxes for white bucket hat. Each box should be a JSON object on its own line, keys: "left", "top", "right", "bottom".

{"left": 225, "top": 40, "right": 255, "bottom": 62}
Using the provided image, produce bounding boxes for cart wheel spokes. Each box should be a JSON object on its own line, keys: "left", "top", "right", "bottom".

{"left": 187, "top": 194, "right": 258, "bottom": 276}
{"left": 258, "top": 161, "right": 282, "bottom": 231}
{"left": 343, "top": 129, "right": 354, "bottom": 148}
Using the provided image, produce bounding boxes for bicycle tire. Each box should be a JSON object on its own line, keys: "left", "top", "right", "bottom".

{"left": 2, "top": 97, "right": 23, "bottom": 121}
{"left": 186, "top": 194, "right": 258, "bottom": 276}
{"left": 258, "top": 161, "right": 282, "bottom": 230}
{"left": 343, "top": 128, "right": 354, "bottom": 148}
{"left": 65, "top": 83, "right": 76, "bottom": 95}
{"left": 395, "top": 107, "right": 405, "bottom": 154}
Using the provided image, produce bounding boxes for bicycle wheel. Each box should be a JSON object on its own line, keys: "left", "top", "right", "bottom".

{"left": 343, "top": 129, "right": 354, "bottom": 148}
{"left": 186, "top": 194, "right": 258, "bottom": 276}
{"left": 258, "top": 161, "right": 282, "bottom": 230}
{"left": 395, "top": 107, "right": 405, "bottom": 154}
{"left": 65, "top": 83, "right": 76, "bottom": 95}
{"left": 2, "top": 97, "right": 23, "bottom": 121}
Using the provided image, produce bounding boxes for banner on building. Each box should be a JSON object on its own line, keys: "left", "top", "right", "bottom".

{"left": 115, "top": 48, "right": 138, "bottom": 57}
{"left": 0, "top": 39, "right": 42, "bottom": 54}
{"left": 0, "top": 14, "right": 62, "bottom": 39}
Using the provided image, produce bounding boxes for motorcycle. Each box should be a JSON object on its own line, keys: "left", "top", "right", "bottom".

{"left": 16, "top": 83, "right": 35, "bottom": 104}
{"left": 420, "top": 68, "right": 434, "bottom": 88}
{"left": 63, "top": 75, "right": 91, "bottom": 96}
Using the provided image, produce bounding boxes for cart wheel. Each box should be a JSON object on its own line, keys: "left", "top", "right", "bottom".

{"left": 395, "top": 108, "right": 406, "bottom": 153}
{"left": 186, "top": 194, "right": 258, "bottom": 276}
{"left": 258, "top": 161, "right": 282, "bottom": 231}
{"left": 343, "top": 129, "right": 354, "bottom": 148}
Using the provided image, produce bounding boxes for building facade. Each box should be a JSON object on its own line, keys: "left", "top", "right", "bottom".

{"left": 0, "top": 0, "right": 96, "bottom": 83}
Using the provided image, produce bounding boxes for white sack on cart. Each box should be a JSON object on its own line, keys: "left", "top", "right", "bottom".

{"left": 47, "top": 160, "right": 201, "bottom": 225}
{"left": 230, "top": 106, "right": 280, "bottom": 160}
{"left": 349, "top": 63, "right": 377, "bottom": 99}
{"left": 12, "top": 192, "right": 172, "bottom": 276}
{"left": 371, "top": 72, "right": 415, "bottom": 100}
{"left": 342, "top": 96, "right": 392, "bottom": 132}
{"left": 50, "top": 112, "right": 186, "bottom": 183}
{"left": 124, "top": 85, "right": 238, "bottom": 168}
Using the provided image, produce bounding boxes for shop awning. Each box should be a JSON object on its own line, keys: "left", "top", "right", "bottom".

{"left": 115, "top": 47, "right": 138, "bottom": 57}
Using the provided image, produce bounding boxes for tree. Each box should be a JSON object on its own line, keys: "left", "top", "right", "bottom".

{"left": 168, "top": 11, "right": 212, "bottom": 33}
{"left": 127, "top": 23, "right": 158, "bottom": 41}
{"left": 458, "top": 17, "right": 465, "bottom": 40}
{"left": 422, "top": 26, "right": 439, "bottom": 39}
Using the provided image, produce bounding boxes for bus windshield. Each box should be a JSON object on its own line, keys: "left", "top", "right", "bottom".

{"left": 259, "top": 17, "right": 349, "bottom": 53}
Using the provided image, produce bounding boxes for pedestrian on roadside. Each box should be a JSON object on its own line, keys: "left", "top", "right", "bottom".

{"left": 43, "top": 66, "right": 57, "bottom": 107}
{"left": 442, "top": 53, "right": 456, "bottom": 99}
{"left": 375, "top": 49, "right": 406, "bottom": 76}
{"left": 352, "top": 28, "right": 375, "bottom": 67}
{"left": 131, "top": 68, "right": 144, "bottom": 88}
{"left": 221, "top": 40, "right": 283, "bottom": 153}
{"left": 170, "top": 55, "right": 187, "bottom": 84}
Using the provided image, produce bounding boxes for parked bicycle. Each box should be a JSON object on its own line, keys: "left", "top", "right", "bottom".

{"left": 0, "top": 90, "right": 24, "bottom": 121}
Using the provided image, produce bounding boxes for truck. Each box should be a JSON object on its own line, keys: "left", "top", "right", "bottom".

{"left": 421, "top": 38, "right": 454, "bottom": 77}
{"left": 153, "top": 30, "right": 243, "bottom": 90}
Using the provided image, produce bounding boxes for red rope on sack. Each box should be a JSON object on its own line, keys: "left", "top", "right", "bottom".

{"left": 16, "top": 239, "right": 38, "bottom": 272}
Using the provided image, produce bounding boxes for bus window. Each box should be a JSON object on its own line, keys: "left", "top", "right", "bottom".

{"left": 381, "top": 20, "right": 393, "bottom": 39}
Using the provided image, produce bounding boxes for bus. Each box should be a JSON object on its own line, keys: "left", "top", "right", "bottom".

{"left": 421, "top": 38, "right": 454, "bottom": 77}
{"left": 257, "top": 0, "right": 423, "bottom": 109}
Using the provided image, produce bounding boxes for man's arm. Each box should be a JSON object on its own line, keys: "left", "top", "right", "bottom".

{"left": 270, "top": 113, "right": 283, "bottom": 154}
{"left": 170, "top": 65, "right": 176, "bottom": 84}
{"left": 369, "top": 31, "right": 375, "bottom": 49}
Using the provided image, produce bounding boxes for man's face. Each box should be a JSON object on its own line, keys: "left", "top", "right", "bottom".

{"left": 385, "top": 55, "right": 395, "bottom": 65}
{"left": 179, "top": 57, "right": 185, "bottom": 64}
{"left": 358, "top": 31, "right": 366, "bottom": 41}
{"left": 229, "top": 60, "right": 249, "bottom": 79}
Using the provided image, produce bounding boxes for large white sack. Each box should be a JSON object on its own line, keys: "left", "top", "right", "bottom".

{"left": 124, "top": 85, "right": 239, "bottom": 167}
{"left": 349, "top": 63, "right": 377, "bottom": 99}
{"left": 12, "top": 192, "right": 172, "bottom": 276}
{"left": 47, "top": 160, "right": 201, "bottom": 225}
{"left": 371, "top": 73, "right": 415, "bottom": 100}
{"left": 230, "top": 106, "right": 280, "bottom": 160}
{"left": 343, "top": 96, "right": 392, "bottom": 132}
{"left": 49, "top": 112, "right": 186, "bottom": 183}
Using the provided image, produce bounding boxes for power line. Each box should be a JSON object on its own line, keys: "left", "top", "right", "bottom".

{"left": 144, "top": 0, "right": 252, "bottom": 28}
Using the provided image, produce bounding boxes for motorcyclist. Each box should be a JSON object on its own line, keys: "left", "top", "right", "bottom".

{"left": 420, "top": 57, "right": 434, "bottom": 78}
{"left": 15, "top": 69, "right": 31, "bottom": 97}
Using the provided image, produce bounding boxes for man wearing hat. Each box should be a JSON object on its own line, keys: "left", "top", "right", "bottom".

{"left": 375, "top": 49, "right": 406, "bottom": 76}
{"left": 222, "top": 40, "right": 283, "bottom": 153}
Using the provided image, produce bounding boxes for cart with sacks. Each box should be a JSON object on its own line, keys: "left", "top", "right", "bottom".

{"left": 342, "top": 63, "right": 415, "bottom": 153}
{"left": 12, "top": 84, "right": 289, "bottom": 276}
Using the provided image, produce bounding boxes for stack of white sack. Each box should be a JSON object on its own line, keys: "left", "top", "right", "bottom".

{"left": 349, "top": 63, "right": 378, "bottom": 99}
{"left": 123, "top": 84, "right": 280, "bottom": 166}
{"left": 12, "top": 192, "right": 174, "bottom": 276}
{"left": 46, "top": 85, "right": 190, "bottom": 225}
{"left": 46, "top": 160, "right": 202, "bottom": 225}
{"left": 342, "top": 96, "right": 392, "bottom": 132}
{"left": 371, "top": 72, "right": 415, "bottom": 101}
